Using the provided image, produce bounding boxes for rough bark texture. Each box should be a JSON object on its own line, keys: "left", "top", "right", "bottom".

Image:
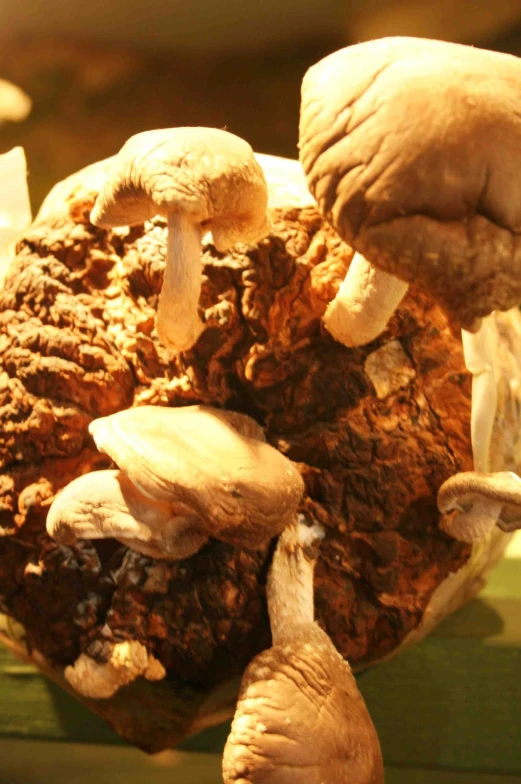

{"left": 0, "top": 160, "right": 518, "bottom": 751}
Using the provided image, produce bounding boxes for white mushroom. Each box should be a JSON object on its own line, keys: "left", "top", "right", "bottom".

{"left": 299, "top": 37, "right": 521, "bottom": 479}
{"left": 438, "top": 471, "right": 521, "bottom": 542}
{"left": 91, "top": 127, "right": 269, "bottom": 352}
{"left": 0, "top": 79, "right": 31, "bottom": 124}
{"left": 223, "top": 517, "right": 384, "bottom": 784}
{"left": 46, "top": 405, "right": 304, "bottom": 560}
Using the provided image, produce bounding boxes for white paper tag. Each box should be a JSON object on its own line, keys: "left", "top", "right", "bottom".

{"left": 0, "top": 146, "right": 32, "bottom": 287}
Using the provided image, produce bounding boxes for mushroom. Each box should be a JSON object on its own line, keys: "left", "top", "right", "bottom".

{"left": 0, "top": 79, "right": 31, "bottom": 124}
{"left": 46, "top": 405, "right": 304, "bottom": 560}
{"left": 438, "top": 471, "right": 521, "bottom": 542}
{"left": 90, "top": 127, "right": 269, "bottom": 352}
{"left": 222, "top": 517, "right": 384, "bottom": 784}
{"left": 65, "top": 640, "right": 166, "bottom": 700}
{"left": 299, "top": 36, "right": 521, "bottom": 475}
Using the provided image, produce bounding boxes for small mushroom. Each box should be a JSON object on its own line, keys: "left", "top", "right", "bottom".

{"left": 223, "top": 517, "right": 384, "bottom": 784}
{"left": 90, "top": 127, "right": 269, "bottom": 352}
{"left": 299, "top": 37, "right": 521, "bottom": 473}
{"left": 0, "top": 79, "right": 31, "bottom": 124}
{"left": 438, "top": 471, "right": 521, "bottom": 542}
{"left": 46, "top": 405, "right": 304, "bottom": 560}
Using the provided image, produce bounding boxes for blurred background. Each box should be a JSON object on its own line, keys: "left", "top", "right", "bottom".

{"left": 2, "top": 0, "right": 521, "bottom": 209}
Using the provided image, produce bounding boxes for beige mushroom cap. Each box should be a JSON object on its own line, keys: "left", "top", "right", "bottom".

{"left": 223, "top": 624, "right": 384, "bottom": 784}
{"left": 47, "top": 405, "right": 304, "bottom": 559}
{"left": 438, "top": 470, "right": 521, "bottom": 542}
{"left": 299, "top": 37, "right": 521, "bottom": 331}
{"left": 90, "top": 127, "right": 269, "bottom": 249}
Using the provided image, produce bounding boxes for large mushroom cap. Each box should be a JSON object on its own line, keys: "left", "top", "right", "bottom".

{"left": 299, "top": 36, "right": 521, "bottom": 330}
{"left": 90, "top": 126, "right": 269, "bottom": 249}
{"left": 88, "top": 405, "right": 305, "bottom": 548}
{"left": 223, "top": 624, "right": 384, "bottom": 784}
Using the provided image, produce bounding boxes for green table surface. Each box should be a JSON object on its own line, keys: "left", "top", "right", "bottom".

{"left": 1, "top": 533, "right": 520, "bottom": 782}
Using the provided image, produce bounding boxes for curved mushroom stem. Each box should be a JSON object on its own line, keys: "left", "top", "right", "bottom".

{"left": 461, "top": 316, "right": 498, "bottom": 473}
{"left": 267, "top": 515, "right": 324, "bottom": 646}
{"left": 155, "top": 212, "right": 205, "bottom": 352}
{"left": 323, "top": 252, "right": 409, "bottom": 347}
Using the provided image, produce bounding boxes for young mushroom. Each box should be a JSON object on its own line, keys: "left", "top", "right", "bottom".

{"left": 299, "top": 36, "right": 521, "bottom": 475}
{"left": 90, "top": 127, "right": 269, "bottom": 352}
{"left": 0, "top": 79, "right": 32, "bottom": 124}
{"left": 438, "top": 471, "right": 521, "bottom": 542}
{"left": 223, "top": 517, "right": 384, "bottom": 784}
{"left": 46, "top": 405, "right": 304, "bottom": 560}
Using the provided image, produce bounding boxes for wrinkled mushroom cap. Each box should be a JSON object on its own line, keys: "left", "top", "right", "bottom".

{"left": 299, "top": 37, "right": 521, "bottom": 330}
{"left": 89, "top": 405, "right": 304, "bottom": 548}
{"left": 90, "top": 127, "right": 269, "bottom": 250}
{"left": 223, "top": 623, "right": 383, "bottom": 784}
{"left": 46, "top": 468, "right": 178, "bottom": 559}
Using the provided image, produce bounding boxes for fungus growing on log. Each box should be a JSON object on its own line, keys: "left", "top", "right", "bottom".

{"left": 47, "top": 405, "right": 304, "bottom": 560}
{"left": 299, "top": 37, "right": 521, "bottom": 475}
{"left": 0, "top": 153, "right": 520, "bottom": 751}
{"left": 91, "top": 127, "right": 269, "bottom": 352}
{"left": 223, "top": 517, "right": 384, "bottom": 784}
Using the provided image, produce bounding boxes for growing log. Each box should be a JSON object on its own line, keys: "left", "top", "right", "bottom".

{"left": 0, "top": 158, "right": 519, "bottom": 751}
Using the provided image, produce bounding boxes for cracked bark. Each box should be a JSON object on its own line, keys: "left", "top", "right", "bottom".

{"left": 0, "top": 159, "right": 520, "bottom": 752}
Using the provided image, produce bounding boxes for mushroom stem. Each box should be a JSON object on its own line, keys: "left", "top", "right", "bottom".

{"left": 461, "top": 316, "right": 498, "bottom": 473}
{"left": 267, "top": 516, "right": 324, "bottom": 646}
{"left": 323, "top": 252, "right": 409, "bottom": 347}
{"left": 155, "top": 212, "right": 205, "bottom": 352}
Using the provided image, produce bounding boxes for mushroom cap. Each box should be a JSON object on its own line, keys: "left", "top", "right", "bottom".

{"left": 438, "top": 470, "right": 521, "bottom": 515}
{"left": 90, "top": 127, "right": 269, "bottom": 250}
{"left": 45, "top": 468, "right": 185, "bottom": 559}
{"left": 88, "top": 405, "right": 305, "bottom": 547}
{"left": 437, "top": 470, "right": 521, "bottom": 540}
{"left": 223, "top": 623, "right": 384, "bottom": 784}
{"left": 299, "top": 37, "right": 521, "bottom": 330}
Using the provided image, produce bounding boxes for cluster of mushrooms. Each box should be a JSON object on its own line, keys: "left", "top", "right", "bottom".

{"left": 41, "top": 36, "right": 521, "bottom": 783}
